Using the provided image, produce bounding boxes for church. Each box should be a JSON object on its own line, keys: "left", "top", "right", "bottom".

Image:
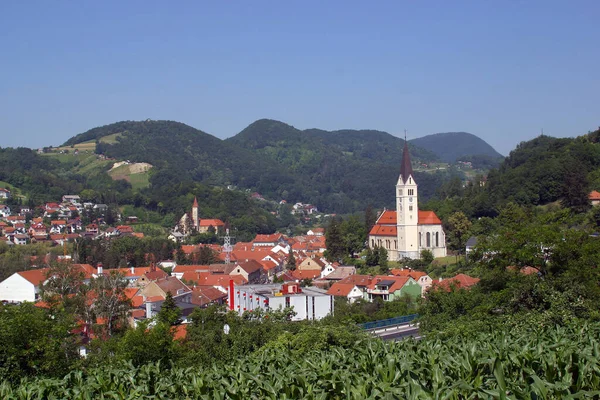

{"left": 368, "top": 142, "right": 447, "bottom": 260}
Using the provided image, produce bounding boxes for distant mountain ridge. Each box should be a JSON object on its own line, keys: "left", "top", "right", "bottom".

{"left": 61, "top": 119, "right": 496, "bottom": 213}
{"left": 410, "top": 132, "right": 503, "bottom": 163}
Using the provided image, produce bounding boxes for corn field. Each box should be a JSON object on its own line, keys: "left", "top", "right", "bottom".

{"left": 1, "top": 322, "right": 600, "bottom": 399}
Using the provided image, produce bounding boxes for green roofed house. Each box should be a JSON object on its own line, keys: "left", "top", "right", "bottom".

{"left": 365, "top": 275, "right": 421, "bottom": 301}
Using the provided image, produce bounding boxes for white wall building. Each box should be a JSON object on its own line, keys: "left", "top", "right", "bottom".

{"left": 0, "top": 270, "right": 47, "bottom": 302}
{"left": 229, "top": 283, "right": 333, "bottom": 321}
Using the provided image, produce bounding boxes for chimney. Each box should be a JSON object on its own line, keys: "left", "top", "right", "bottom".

{"left": 97, "top": 263, "right": 103, "bottom": 275}
{"left": 131, "top": 265, "right": 135, "bottom": 275}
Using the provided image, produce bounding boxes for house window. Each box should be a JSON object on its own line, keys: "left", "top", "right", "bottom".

{"left": 285, "top": 297, "right": 290, "bottom": 308}
{"left": 394, "top": 240, "right": 397, "bottom": 249}
{"left": 426, "top": 232, "right": 431, "bottom": 247}
{"left": 371, "top": 239, "right": 375, "bottom": 247}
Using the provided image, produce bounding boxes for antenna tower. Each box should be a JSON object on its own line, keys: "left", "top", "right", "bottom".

{"left": 221, "top": 228, "right": 234, "bottom": 264}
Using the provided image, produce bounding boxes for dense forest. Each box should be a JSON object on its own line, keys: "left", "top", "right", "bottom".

{"left": 424, "top": 128, "right": 600, "bottom": 221}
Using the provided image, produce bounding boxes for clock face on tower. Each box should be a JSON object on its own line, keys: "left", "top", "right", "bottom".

{"left": 409, "top": 197, "right": 413, "bottom": 203}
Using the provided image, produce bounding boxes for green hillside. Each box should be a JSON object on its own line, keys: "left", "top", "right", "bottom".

{"left": 426, "top": 128, "right": 600, "bottom": 220}
{"left": 67, "top": 119, "right": 462, "bottom": 213}
{"left": 410, "top": 132, "right": 503, "bottom": 164}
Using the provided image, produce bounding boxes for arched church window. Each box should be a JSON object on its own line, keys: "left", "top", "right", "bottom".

{"left": 436, "top": 232, "right": 439, "bottom": 247}
{"left": 426, "top": 232, "right": 431, "bottom": 247}
{"left": 371, "top": 239, "right": 375, "bottom": 247}
{"left": 419, "top": 232, "right": 422, "bottom": 247}
{"left": 394, "top": 240, "right": 397, "bottom": 249}
{"left": 398, "top": 189, "right": 403, "bottom": 196}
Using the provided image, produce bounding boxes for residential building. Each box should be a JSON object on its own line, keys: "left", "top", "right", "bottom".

{"left": 230, "top": 283, "right": 333, "bottom": 321}
{"left": 365, "top": 275, "right": 422, "bottom": 301}
{"left": 0, "top": 188, "right": 11, "bottom": 199}
{"left": 327, "top": 282, "right": 364, "bottom": 303}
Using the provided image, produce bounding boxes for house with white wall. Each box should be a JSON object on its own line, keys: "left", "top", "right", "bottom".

{"left": 230, "top": 283, "right": 333, "bottom": 321}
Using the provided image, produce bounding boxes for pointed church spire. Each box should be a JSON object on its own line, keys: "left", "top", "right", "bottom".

{"left": 400, "top": 137, "right": 414, "bottom": 184}
{"left": 193, "top": 197, "right": 198, "bottom": 208}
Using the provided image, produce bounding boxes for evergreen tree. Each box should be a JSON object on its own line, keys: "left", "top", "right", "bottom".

{"left": 325, "top": 217, "right": 344, "bottom": 262}
{"left": 365, "top": 204, "right": 377, "bottom": 234}
{"left": 286, "top": 251, "right": 296, "bottom": 271}
{"left": 157, "top": 292, "right": 182, "bottom": 326}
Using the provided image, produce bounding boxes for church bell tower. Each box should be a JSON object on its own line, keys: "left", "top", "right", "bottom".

{"left": 396, "top": 139, "right": 419, "bottom": 259}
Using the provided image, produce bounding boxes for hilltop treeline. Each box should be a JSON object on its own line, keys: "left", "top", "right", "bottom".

{"left": 426, "top": 128, "right": 600, "bottom": 220}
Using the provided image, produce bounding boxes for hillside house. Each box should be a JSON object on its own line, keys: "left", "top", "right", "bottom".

{"left": 327, "top": 283, "right": 364, "bottom": 303}
{"left": 0, "top": 204, "right": 11, "bottom": 218}
{"left": 590, "top": 191, "right": 600, "bottom": 206}
{"left": 0, "top": 264, "right": 96, "bottom": 303}
{"left": 0, "top": 188, "right": 11, "bottom": 199}
{"left": 366, "top": 275, "right": 422, "bottom": 301}
{"left": 390, "top": 268, "right": 433, "bottom": 294}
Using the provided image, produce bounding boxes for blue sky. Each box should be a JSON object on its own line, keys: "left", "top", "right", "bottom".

{"left": 1, "top": 1, "right": 598, "bottom": 155}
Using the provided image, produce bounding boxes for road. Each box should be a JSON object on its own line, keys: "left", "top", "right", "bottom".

{"left": 369, "top": 323, "right": 421, "bottom": 341}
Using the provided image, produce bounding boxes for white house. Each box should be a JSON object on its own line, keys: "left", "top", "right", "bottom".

{"left": 0, "top": 204, "right": 11, "bottom": 218}
{"left": 327, "top": 282, "right": 364, "bottom": 303}
{"left": 230, "top": 283, "right": 333, "bottom": 321}
{"left": 0, "top": 188, "right": 11, "bottom": 199}
{"left": 0, "top": 269, "right": 48, "bottom": 302}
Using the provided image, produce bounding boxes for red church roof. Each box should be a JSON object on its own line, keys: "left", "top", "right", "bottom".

{"left": 369, "top": 210, "right": 442, "bottom": 236}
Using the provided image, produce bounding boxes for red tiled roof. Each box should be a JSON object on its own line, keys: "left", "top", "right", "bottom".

{"left": 418, "top": 211, "right": 442, "bottom": 225}
{"left": 199, "top": 219, "right": 225, "bottom": 227}
{"left": 172, "top": 324, "right": 187, "bottom": 340}
{"left": 390, "top": 268, "right": 428, "bottom": 280}
{"left": 183, "top": 272, "right": 247, "bottom": 288}
{"left": 431, "top": 274, "right": 480, "bottom": 292}
{"left": 376, "top": 210, "right": 396, "bottom": 225}
{"left": 253, "top": 234, "right": 282, "bottom": 243}
{"left": 590, "top": 190, "right": 600, "bottom": 200}
{"left": 131, "top": 309, "right": 145, "bottom": 319}
{"left": 51, "top": 220, "right": 67, "bottom": 225}
{"left": 259, "top": 260, "right": 278, "bottom": 271}
{"left": 369, "top": 225, "right": 397, "bottom": 236}
{"left": 339, "top": 274, "right": 373, "bottom": 287}
{"left": 291, "top": 269, "right": 321, "bottom": 280}
{"left": 181, "top": 245, "right": 199, "bottom": 255}
{"left": 327, "top": 282, "right": 359, "bottom": 297}
{"left": 370, "top": 209, "right": 442, "bottom": 231}
{"left": 367, "top": 275, "right": 410, "bottom": 293}
{"left": 17, "top": 269, "right": 49, "bottom": 285}
{"left": 236, "top": 260, "right": 264, "bottom": 274}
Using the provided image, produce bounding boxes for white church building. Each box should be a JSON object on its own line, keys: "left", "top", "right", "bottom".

{"left": 369, "top": 142, "right": 447, "bottom": 260}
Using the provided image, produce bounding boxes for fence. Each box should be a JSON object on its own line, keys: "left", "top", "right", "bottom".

{"left": 359, "top": 314, "right": 419, "bottom": 330}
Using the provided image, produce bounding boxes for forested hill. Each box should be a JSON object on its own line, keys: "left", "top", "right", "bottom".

{"left": 428, "top": 128, "right": 600, "bottom": 220}
{"left": 229, "top": 119, "right": 439, "bottom": 164}
{"left": 60, "top": 119, "right": 463, "bottom": 213}
{"left": 410, "top": 132, "right": 503, "bottom": 164}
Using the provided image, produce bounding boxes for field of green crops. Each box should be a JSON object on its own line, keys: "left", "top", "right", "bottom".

{"left": 2, "top": 322, "right": 600, "bottom": 399}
